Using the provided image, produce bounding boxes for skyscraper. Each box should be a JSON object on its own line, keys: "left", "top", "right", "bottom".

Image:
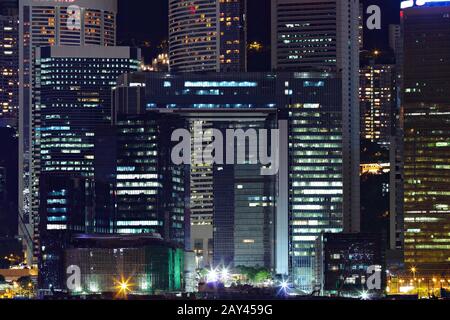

{"left": 389, "top": 24, "right": 401, "bottom": 55}
{"left": 402, "top": 1, "right": 450, "bottom": 275}
{"left": 168, "top": 0, "right": 247, "bottom": 72}
{"left": 18, "top": 0, "right": 118, "bottom": 266}
{"left": 271, "top": 0, "right": 360, "bottom": 290}
{"left": 0, "top": 6, "right": 18, "bottom": 127}
{"left": 33, "top": 46, "right": 140, "bottom": 177}
{"left": 113, "top": 71, "right": 343, "bottom": 291}
{"left": 360, "top": 63, "right": 396, "bottom": 147}
{"left": 219, "top": 0, "right": 247, "bottom": 72}
{"left": 212, "top": 116, "right": 277, "bottom": 269}
{"left": 113, "top": 111, "right": 187, "bottom": 245}
{"left": 168, "top": 0, "right": 248, "bottom": 268}
{"left": 32, "top": 45, "right": 140, "bottom": 265}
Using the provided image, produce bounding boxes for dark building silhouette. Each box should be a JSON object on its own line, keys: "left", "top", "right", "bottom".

{"left": 0, "top": 127, "right": 18, "bottom": 239}
{"left": 316, "top": 233, "right": 386, "bottom": 297}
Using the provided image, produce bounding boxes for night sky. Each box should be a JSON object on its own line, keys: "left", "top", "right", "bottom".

{"left": 116, "top": 0, "right": 401, "bottom": 68}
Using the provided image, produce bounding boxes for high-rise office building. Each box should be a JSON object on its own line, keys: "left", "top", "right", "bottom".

{"left": 33, "top": 44, "right": 140, "bottom": 242}
{"left": 39, "top": 103, "right": 186, "bottom": 294}
{"left": 32, "top": 47, "right": 138, "bottom": 270}
{"left": 219, "top": 0, "right": 247, "bottom": 72}
{"left": 38, "top": 173, "right": 95, "bottom": 291}
{"left": 402, "top": 1, "right": 450, "bottom": 275}
{"left": 112, "top": 112, "right": 187, "bottom": 245}
{"left": 212, "top": 117, "right": 277, "bottom": 269}
{"left": 18, "top": 0, "right": 118, "bottom": 266}
{"left": 0, "top": 7, "right": 18, "bottom": 127}
{"left": 114, "top": 71, "right": 343, "bottom": 290}
{"left": 389, "top": 24, "right": 401, "bottom": 55}
{"left": 168, "top": 0, "right": 247, "bottom": 268}
{"left": 271, "top": 0, "right": 360, "bottom": 290}
{"left": 0, "top": 2, "right": 18, "bottom": 125}
{"left": 190, "top": 119, "right": 214, "bottom": 268}
{"left": 360, "top": 63, "right": 396, "bottom": 147}
{"left": 389, "top": 20, "right": 405, "bottom": 269}
{"left": 33, "top": 45, "right": 140, "bottom": 177}
{"left": 168, "top": 0, "right": 247, "bottom": 72}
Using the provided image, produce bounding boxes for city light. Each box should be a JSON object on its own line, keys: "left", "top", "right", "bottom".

{"left": 248, "top": 41, "right": 263, "bottom": 52}
{"left": 402, "top": 0, "right": 450, "bottom": 9}
{"left": 221, "top": 268, "right": 230, "bottom": 282}
{"left": 360, "top": 290, "right": 370, "bottom": 300}
{"left": 207, "top": 269, "right": 219, "bottom": 283}
{"left": 1, "top": 0, "right": 449, "bottom": 304}
{"left": 277, "top": 279, "right": 291, "bottom": 297}
{"left": 114, "top": 276, "right": 133, "bottom": 297}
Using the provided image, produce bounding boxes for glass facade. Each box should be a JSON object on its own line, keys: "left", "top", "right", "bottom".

{"left": 272, "top": 0, "right": 361, "bottom": 250}
{"left": 289, "top": 101, "right": 343, "bottom": 290}
{"left": 212, "top": 116, "right": 277, "bottom": 269}
{"left": 272, "top": 0, "right": 338, "bottom": 72}
{"left": 33, "top": 46, "right": 140, "bottom": 198}
{"left": 19, "top": 0, "right": 119, "bottom": 266}
{"left": 38, "top": 174, "right": 94, "bottom": 290}
{"left": 65, "top": 237, "right": 184, "bottom": 295}
{"left": 114, "top": 113, "right": 186, "bottom": 245}
{"left": 32, "top": 46, "right": 140, "bottom": 270}
{"left": 115, "top": 72, "right": 343, "bottom": 290}
{"left": 403, "top": 4, "right": 450, "bottom": 274}
{"left": 43, "top": 234, "right": 185, "bottom": 294}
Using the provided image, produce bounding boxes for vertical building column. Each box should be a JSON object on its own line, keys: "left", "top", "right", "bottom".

{"left": 276, "top": 118, "right": 289, "bottom": 275}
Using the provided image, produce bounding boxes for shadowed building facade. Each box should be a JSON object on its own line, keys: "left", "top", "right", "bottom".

{"left": 402, "top": 2, "right": 450, "bottom": 276}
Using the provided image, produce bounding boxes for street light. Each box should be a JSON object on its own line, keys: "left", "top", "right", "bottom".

{"left": 278, "top": 279, "right": 291, "bottom": 297}
{"left": 280, "top": 280, "right": 289, "bottom": 290}
{"left": 360, "top": 290, "right": 370, "bottom": 300}
{"left": 114, "top": 276, "right": 133, "bottom": 297}
{"left": 410, "top": 267, "right": 418, "bottom": 289}
{"left": 207, "top": 268, "right": 218, "bottom": 283}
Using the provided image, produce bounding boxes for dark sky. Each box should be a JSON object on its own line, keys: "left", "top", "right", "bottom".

{"left": 117, "top": 0, "right": 401, "bottom": 67}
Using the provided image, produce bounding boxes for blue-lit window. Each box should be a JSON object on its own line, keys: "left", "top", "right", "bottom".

{"left": 184, "top": 81, "right": 258, "bottom": 88}
{"left": 47, "top": 215, "right": 67, "bottom": 222}
{"left": 303, "top": 81, "right": 325, "bottom": 88}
